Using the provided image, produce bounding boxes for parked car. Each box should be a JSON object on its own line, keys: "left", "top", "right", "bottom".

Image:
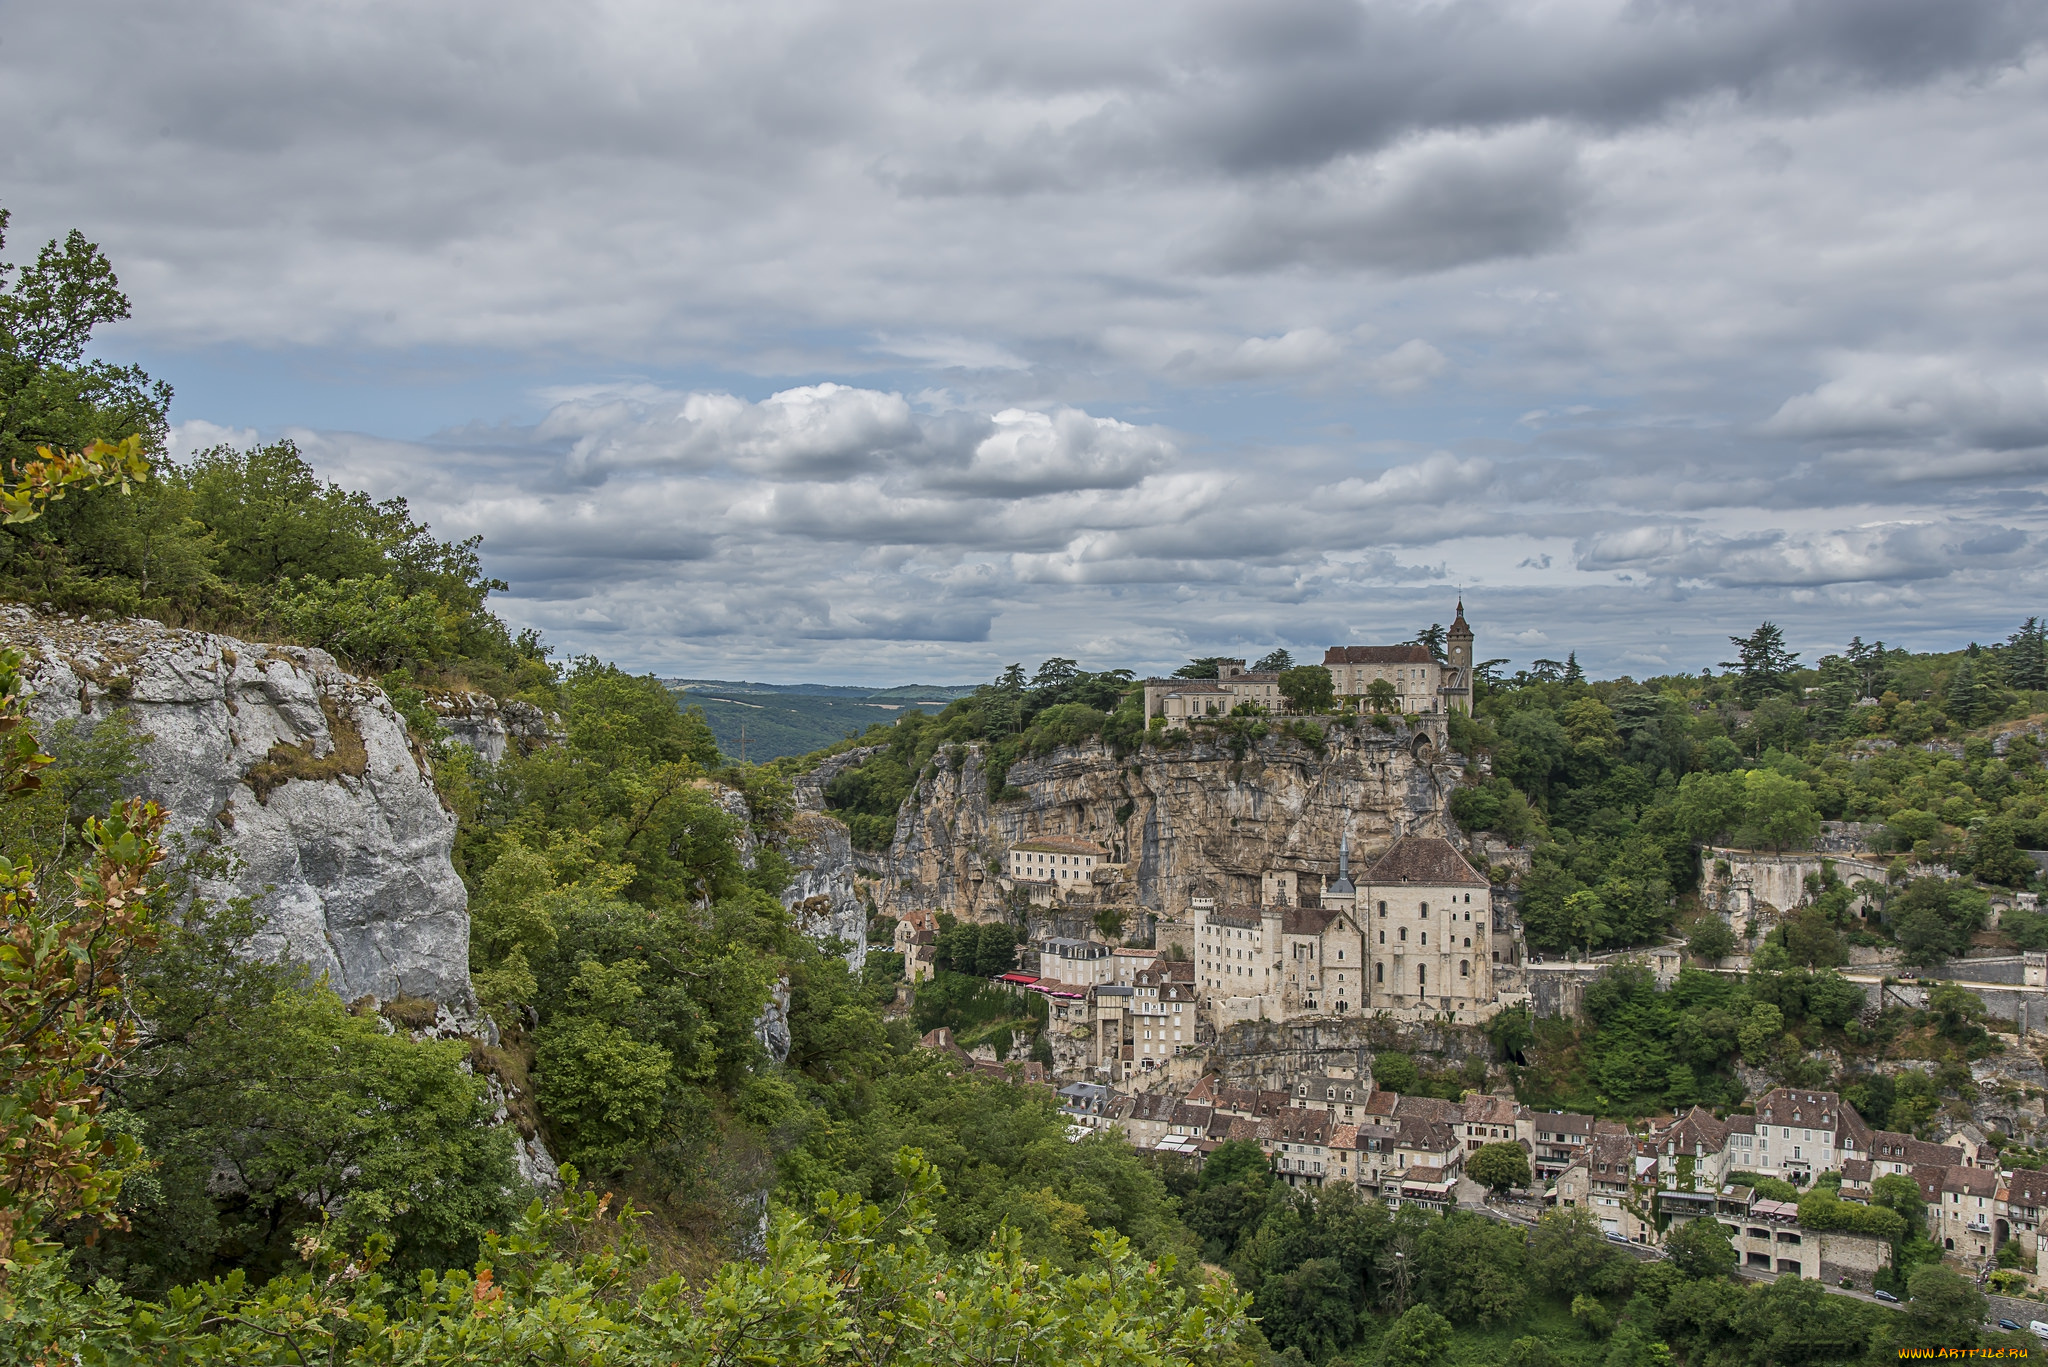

{"left": 1999, "top": 1319, "right": 2023, "bottom": 1332}
{"left": 1606, "top": 1233, "right": 1629, "bottom": 1244}
{"left": 1873, "top": 1289, "right": 1900, "bottom": 1303}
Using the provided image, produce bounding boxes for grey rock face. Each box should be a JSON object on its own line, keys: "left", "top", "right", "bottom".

{"left": 431, "top": 692, "right": 562, "bottom": 765}
{"left": 754, "top": 978, "right": 792, "bottom": 1064}
{"left": 781, "top": 812, "right": 866, "bottom": 970}
{"left": 2, "top": 608, "right": 475, "bottom": 1013}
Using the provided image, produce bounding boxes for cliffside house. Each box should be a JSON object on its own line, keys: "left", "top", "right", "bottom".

{"left": 1008, "top": 837, "right": 1109, "bottom": 884}
{"left": 894, "top": 908, "right": 940, "bottom": 983}
{"left": 1036, "top": 937, "right": 1116, "bottom": 987}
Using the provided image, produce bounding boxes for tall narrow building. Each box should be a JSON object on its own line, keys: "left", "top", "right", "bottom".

{"left": 1443, "top": 600, "right": 1474, "bottom": 714}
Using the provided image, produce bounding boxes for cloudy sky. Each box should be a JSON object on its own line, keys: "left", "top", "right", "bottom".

{"left": 8, "top": 0, "right": 2048, "bottom": 683}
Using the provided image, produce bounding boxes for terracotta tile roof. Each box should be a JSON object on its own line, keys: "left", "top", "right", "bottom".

{"left": 1128, "top": 1093, "right": 1179, "bottom": 1124}
{"left": 1397, "top": 1117, "right": 1460, "bottom": 1152}
{"left": 1462, "top": 1094, "right": 1519, "bottom": 1126}
{"left": 1840, "top": 1159, "right": 1873, "bottom": 1183}
{"left": 1660, "top": 1105, "right": 1730, "bottom": 1155}
{"left": 1278, "top": 1111, "right": 1334, "bottom": 1145}
{"left": 1324, "top": 645, "right": 1435, "bottom": 665}
{"left": 1363, "top": 835, "right": 1489, "bottom": 888}
{"left": 1869, "top": 1131, "right": 1964, "bottom": 1168}
{"left": 1330, "top": 1123, "right": 1359, "bottom": 1148}
{"left": 1913, "top": 1165, "right": 1946, "bottom": 1202}
{"left": 2010, "top": 1169, "right": 2048, "bottom": 1208}
{"left": 1186, "top": 1075, "right": 1218, "bottom": 1103}
{"left": 1224, "top": 1115, "right": 1274, "bottom": 1143}
{"left": 1944, "top": 1166, "right": 1996, "bottom": 1198}
{"left": 1013, "top": 837, "right": 1109, "bottom": 856}
{"left": 1393, "top": 1094, "right": 1463, "bottom": 1124}
{"left": 1364, "top": 1091, "right": 1400, "bottom": 1116}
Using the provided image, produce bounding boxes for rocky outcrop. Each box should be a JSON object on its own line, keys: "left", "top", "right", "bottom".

{"left": 2, "top": 607, "right": 475, "bottom": 1013}
{"left": 431, "top": 692, "right": 561, "bottom": 764}
{"left": 754, "top": 978, "right": 792, "bottom": 1064}
{"left": 782, "top": 811, "right": 866, "bottom": 969}
{"left": 880, "top": 720, "right": 1463, "bottom": 920}
{"left": 791, "top": 746, "right": 883, "bottom": 814}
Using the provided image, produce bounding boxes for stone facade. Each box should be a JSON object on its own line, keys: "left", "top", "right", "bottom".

{"left": 1193, "top": 835, "right": 1524, "bottom": 1028}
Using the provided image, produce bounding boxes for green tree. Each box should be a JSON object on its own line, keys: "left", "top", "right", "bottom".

{"left": 1739, "top": 768, "right": 1820, "bottom": 851}
{"left": 1258, "top": 1255, "right": 1355, "bottom": 1360}
{"left": 1413, "top": 625, "right": 1448, "bottom": 663}
{"left": 1736, "top": 1002, "right": 1784, "bottom": 1062}
{"left": 1887, "top": 877, "right": 1990, "bottom": 965}
{"left": 1722, "top": 623, "right": 1800, "bottom": 705}
{"left": 1417, "top": 1210, "right": 1526, "bottom": 1324}
{"left": 533, "top": 960, "right": 677, "bottom": 1167}
{"left": 2005, "top": 617, "right": 2047, "bottom": 691}
{"left": 1901, "top": 1263, "right": 1984, "bottom": 1349}
{"left": 1673, "top": 771, "right": 1747, "bottom": 846}
{"left": 1278, "top": 665, "right": 1335, "bottom": 713}
{"left": 1253, "top": 648, "right": 1294, "bottom": 673}
{"left": 1686, "top": 917, "right": 1736, "bottom": 961}
{"left": 1468, "top": 1142, "right": 1531, "bottom": 1193}
{"left": 1527, "top": 1206, "right": 1629, "bottom": 1299}
{"left": 1371, "top": 1050, "right": 1420, "bottom": 1094}
{"left": 1376, "top": 1302, "right": 1453, "bottom": 1367}
{"left": 1366, "top": 678, "right": 1400, "bottom": 713}
{"left": 1967, "top": 816, "right": 2036, "bottom": 888}
{"left": 1662, "top": 1216, "right": 1736, "bottom": 1280}
{"left": 1944, "top": 658, "right": 1986, "bottom": 728}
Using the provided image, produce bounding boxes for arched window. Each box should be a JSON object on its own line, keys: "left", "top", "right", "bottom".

{"left": 1418, "top": 964, "right": 1427, "bottom": 986}
{"left": 1460, "top": 960, "right": 1470, "bottom": 978}
{"left": 1376, "top": 962, "right": 1384, "bottom": 983}
{"left": 1398, "top": 927, "right": 1407, "bottom": 941}
{"left": 1420, "top": 902, "right": 1428, "bottom": 916}
{"left": 1378, "top": 901, "right": 1387, "bottom": 916}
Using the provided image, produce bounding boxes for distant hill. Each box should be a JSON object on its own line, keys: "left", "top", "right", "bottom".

{"left": 663, "top": 678, "right": 978, "bottom": 762}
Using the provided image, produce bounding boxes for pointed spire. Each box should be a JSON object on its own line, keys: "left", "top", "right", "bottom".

{"left": 1450, "top": 597, "right": 1471, "bottom": 637}
{"left": 1331, "top": 829, "right": 1355, "bottom": 896}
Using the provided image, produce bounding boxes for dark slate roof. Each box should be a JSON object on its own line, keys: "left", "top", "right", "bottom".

{"left": 1363, "top": 835, "right": 1489, "bottom": 888}
{"left": 1281, "top": 907, "right": 1335, "bottom": 936}
{"left": 1324, "top": 645, "right": 1436, "bottom": 665}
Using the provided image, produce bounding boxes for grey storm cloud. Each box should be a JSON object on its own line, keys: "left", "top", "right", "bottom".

{"left": 22, "top": 0, "right": 2048, "bottom": 679}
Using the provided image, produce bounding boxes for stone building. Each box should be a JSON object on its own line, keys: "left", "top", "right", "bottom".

{"left": 1321, "top": 601, "right": 1475, "bottom": 715}
{"left": 1193, "top": 832, "right": 1515, "bottom": 1027}
{"left": 1140, "top": 659, "right": 1285, "bottom": 730}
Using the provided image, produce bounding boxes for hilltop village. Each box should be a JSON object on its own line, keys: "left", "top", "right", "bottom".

{"left": 871, "top": 604, "right": 2048, "bottom": 1298}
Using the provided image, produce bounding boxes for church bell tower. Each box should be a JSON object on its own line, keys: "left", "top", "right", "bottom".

{"left": 1446, "top": 599, "right": 1474, "bottom": 714}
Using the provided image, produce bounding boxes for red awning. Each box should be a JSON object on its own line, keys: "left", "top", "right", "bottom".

{"left": 999, "top": 973, "right": 1040, "bottom": 984}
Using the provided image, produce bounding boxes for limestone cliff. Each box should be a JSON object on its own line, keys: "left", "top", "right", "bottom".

{"left": 2, "top": 607, "right": 475, "bottom": 1013}
{"left": 431, "top": 692, "right": 562, "bottom": 764}
{"left": 781, "top": 811, "right": 867, "bottom": 969}
{"left": 879, "top": 720, "right": 1467, "bottom": 921}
